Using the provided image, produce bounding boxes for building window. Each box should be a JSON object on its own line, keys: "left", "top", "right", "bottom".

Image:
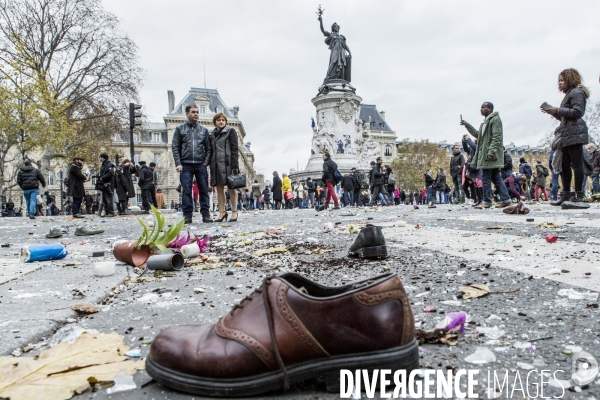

{"left": 155, "top": 171, "right": 161, "bottom": 183}
{"left": 48, "top": 171, "right": 55, "bottom": 185}
{"left": 200, "top": 105, "right": 206, "bottom": 114}
{"left": 153, "top": 153, "right": 161, "bottom": 165}
{"left": 113, "top": 133, "right": 121, "bottom": 142}
{"left": 134, "top": 133, "right": 139, "bottom": 143}
{"left": 153, "top": 132, "right": 160, "bottom": 143}
{"left": 134, "top": 154, "right": 141, "bottom": 165}
{"left": 384, "top": 145, "right": 392, "bottom": 157}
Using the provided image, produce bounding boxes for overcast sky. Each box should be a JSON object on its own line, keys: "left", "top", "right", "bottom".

{"left": 103, "top": 0, "right": 600, "bottom": 176}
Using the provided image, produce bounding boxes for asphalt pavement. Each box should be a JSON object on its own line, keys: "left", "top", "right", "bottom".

{"left": 0, "top": 201, "right": 599, "bottom": 399}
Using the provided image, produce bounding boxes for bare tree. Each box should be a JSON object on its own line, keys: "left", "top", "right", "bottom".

{"left": 538, "top": 101, "right": 600, "bottom": 147}
{"left": 0, "top": 0, "right": 143, "bottom": 169}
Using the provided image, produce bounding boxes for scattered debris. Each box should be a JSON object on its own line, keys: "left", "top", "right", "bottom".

{"left": 557, "top": 288, "right": 598, "bottom": 301}
{"left": 484, "top": 225, "right": 513, "bottom": 230}
{"left": 465, "top": 347, "right": 496, "bottom": 364}
{"left": 434, "top": 311, "right": 467, "bottom": 333}
{"left": 415, "top": 328, "right": 459, "bottom": 346}
{"left": 538, "top": 222, "right": 559, "bottom": 229}
{"left": 545, "top": 234, "right": 558, "bottom": 243}
{"left": 254, "top": 246, "right": 289, "bottom": 256}
{"left": 0, "top": 332, "right": 144, "bottom": 400}
{"left": 459, "top": 284, "right": 520, "bottom": 299}
{"left": 71, "top": 303, "right": 101, "bottom": 314}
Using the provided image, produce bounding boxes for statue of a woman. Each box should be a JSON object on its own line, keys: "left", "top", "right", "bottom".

{"left": 318, "top": 15, "right": 351, "bottom": 83}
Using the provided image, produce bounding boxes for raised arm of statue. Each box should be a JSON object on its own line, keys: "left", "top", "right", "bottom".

{"left": 318, "top": 16, "right": 330, "bottom": 37}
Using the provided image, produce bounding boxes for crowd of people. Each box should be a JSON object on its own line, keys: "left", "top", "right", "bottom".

{"left": 7, "top": 69, "right": 599, "bottom": 221}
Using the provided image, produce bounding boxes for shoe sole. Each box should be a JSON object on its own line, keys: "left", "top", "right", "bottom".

{"left": 561, "top": 202, "right": 590, "bottom": 210}
{"left": 349, "top": 245, "right": 388, "bottom": 259}
{"left": 145, "top": 339, "right": 419, "bottom": 397}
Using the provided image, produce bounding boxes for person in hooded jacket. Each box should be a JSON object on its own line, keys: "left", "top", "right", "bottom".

{"left": 501, "top": 149, "right": 513, "bottom": 180}
{"left": 519, "top": 158, "right": 533, "bottom": 187}
{"left": 543, "top": 68, "right": 590, "bottom": 209}
{"left": 320, "top": 151, "right": 340, "bottom": 210}
{"left": 209, "top": 112, "right": 240, "bottom": 222}
{"left": 16, "top": 160, "right": 46, "bottom": 219}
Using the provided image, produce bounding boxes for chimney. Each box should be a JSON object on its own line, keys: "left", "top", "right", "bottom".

{"left": 379, "top": 111, "right": 386, "bottom": 120}
{"left": 167, "top": 90, "right": 175, "bottom": 113}
{"left": 233, "top": 105, "right": 239, "bottom": 118}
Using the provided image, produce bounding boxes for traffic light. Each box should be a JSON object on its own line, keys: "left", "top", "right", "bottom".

{"left": 129, "top": 103, "right": 143, "bottom": 129}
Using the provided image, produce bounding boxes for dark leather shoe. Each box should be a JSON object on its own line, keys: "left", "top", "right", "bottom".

{"left": 561, "top": 191, "right": 590, "bottom": 210}
{"left": 348, "top": 225, "right": 388, "bottom": 258}
{"left": 146, "top": 273, "right": 418, "bottom": 397}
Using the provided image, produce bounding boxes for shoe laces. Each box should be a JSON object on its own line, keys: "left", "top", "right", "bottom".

{"left": 229, "top": 274, "right": 289, "bottom": 390}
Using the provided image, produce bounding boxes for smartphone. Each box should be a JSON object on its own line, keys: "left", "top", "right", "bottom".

{"left": 540, "top": 102, "right": 553, "bottom": 111}
{"left": 460, "top": 114, "right": 463, "bottom": 122}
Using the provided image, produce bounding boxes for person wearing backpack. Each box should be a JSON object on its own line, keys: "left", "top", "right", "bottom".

{"left": 519, "top": 158, "right": 533, "bottom": 187}
{"left": 319, "top": 151, "right": 340, "bottom": 210}
{"left": 534, "top": 161, "right": 549, "bottom": 201}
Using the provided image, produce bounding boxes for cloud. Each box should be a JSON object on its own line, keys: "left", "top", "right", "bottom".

{"left": 103, "top": 0, "right": 600, "bottom": 175}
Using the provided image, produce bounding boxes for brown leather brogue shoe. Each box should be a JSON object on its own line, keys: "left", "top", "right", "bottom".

{"left": 146, "top": 272, "right": 418, "bottom": 397}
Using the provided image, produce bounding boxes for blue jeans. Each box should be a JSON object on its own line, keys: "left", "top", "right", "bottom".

{"left": 482, "top": 168, "right": 509, "bottom": 204}
{"left": 343, "top": 190, "right": 354, "bottom": 206}
{"left": 593, "top": 175, "right": 599, "bottom": 194}
{"left": 46, "top": 205, "right": 52, "bottom": 216}
{"left": 550, "top": 172, "right": 559, "bottom": 200}
{"left": 426, "top": 186, "right": 433, "bottom": 203}
{"left": 181, "top": 164, "right": 210, "bottom": 218}
{"left": 308, "top": 192, "right": 315, "bottom": 208}
{"left": 23, "top": 189, "right": 38, "bottom": 217}
{"left": 436, "top": 191, "right": 444, "bottom": 204}
{"left": 582, "top": 174, "right": 589, "bottom": 195}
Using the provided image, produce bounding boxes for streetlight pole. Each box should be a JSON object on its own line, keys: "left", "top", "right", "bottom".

{"left": 58, "top": 170, "right": 64, "bottom": 214}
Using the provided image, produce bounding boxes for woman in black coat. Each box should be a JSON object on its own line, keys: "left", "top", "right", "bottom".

{"left": 271, "top": 171, "right": 283, "bottom": 210}
{"left": 114, "top": 167, "right": 129, "bottom": 215}
{"left": 209, "top": 112, "right": 240, "bottom": 222}
{"left": 120, "top": 160, "right": 136, "bottom": 199}
{"left": 542, "top": 68, "right": 590, "bottom": 209}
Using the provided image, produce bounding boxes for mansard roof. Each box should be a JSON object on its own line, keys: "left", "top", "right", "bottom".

{"left": 171, "top": 87, "right": 236, "bottom": 117}
{"left": 358, "top": 104, "right": 392, "bottom": 132}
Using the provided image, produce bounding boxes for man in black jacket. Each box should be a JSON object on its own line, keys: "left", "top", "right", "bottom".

{"left": 137, "top": 161, "right": 153, "bottom": 212}
{"left": 149, "top": 162, "right": 158, "bottom": 207}
{"left": 341, "top": 173, "right": 355, "bottom": 206}
{"left": 424, "top": 170, "right": 434, "bottom": 204}
{"left": 16, "top": 160, "right": 46, "bottom": 219}
{"left": 435, "top": 168, "right": 447, "bottom": 204}
{"left": 368, "top": 157, "right": 386, "bottom": 206}
{"left": 95, "top": 153, "right": 116, "bottom": 217}
{"left": 351, "top": 167, "right": 362, "bottom": 206}
{"left": 172, "top": 105, "right": 213, "bottom": 224}
{"left": 67, "top": 157, "right": 87, "bottom": 218}
{"left": 501, "top": 149, "right": 513, "bottom": 180}
{"left": 449, "top": 145, "right": 465, "bottom": 203}
{"left": 44, "top": 191, "right": 55, "bottom": 216}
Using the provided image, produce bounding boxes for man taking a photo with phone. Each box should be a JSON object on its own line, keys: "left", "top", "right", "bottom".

{"left": 460, "top": 102, "right": 511, "bottom": 209}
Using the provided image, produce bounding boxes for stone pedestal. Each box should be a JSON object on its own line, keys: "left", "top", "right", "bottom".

{"left": 290, "top": 88, "right": 381, "bottom": 184}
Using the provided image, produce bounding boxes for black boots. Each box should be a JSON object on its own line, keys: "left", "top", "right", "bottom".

{"left": 348, "top": 225, "right": 388, "bottom": 258}
{"left": 561, "top": 191, "right": 590, "bottom": 210}
{"left": 551, "top": 191, "right": 571, "bottom": 206}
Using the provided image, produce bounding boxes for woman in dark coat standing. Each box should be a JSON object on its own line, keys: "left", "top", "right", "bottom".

{"left": 209, "top": 112, "right": 240, "bottom": 222}
{"left": 114, "top": 166, "right": 129, "bottom": 215}
{"left": 120, "top": 159, "right": 136, "bottom": 200}
{"left": 543, "top": 68, "right": 590, "bottom": 209}
{"left": 272, "top": 171, "right": 283, "bottom": 210}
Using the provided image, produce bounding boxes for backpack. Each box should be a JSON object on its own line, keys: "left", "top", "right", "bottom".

{"left": 333, "top": 169, "right": 343, "bottom": 184}
{"left": 388, "top": 172, "right": 397, "bottom": 185}
{"left": 63, "top": 177, "right": 69, "bottom": 187}
{"left": 541, "top": 166, "right": 549, "bottom": 177}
